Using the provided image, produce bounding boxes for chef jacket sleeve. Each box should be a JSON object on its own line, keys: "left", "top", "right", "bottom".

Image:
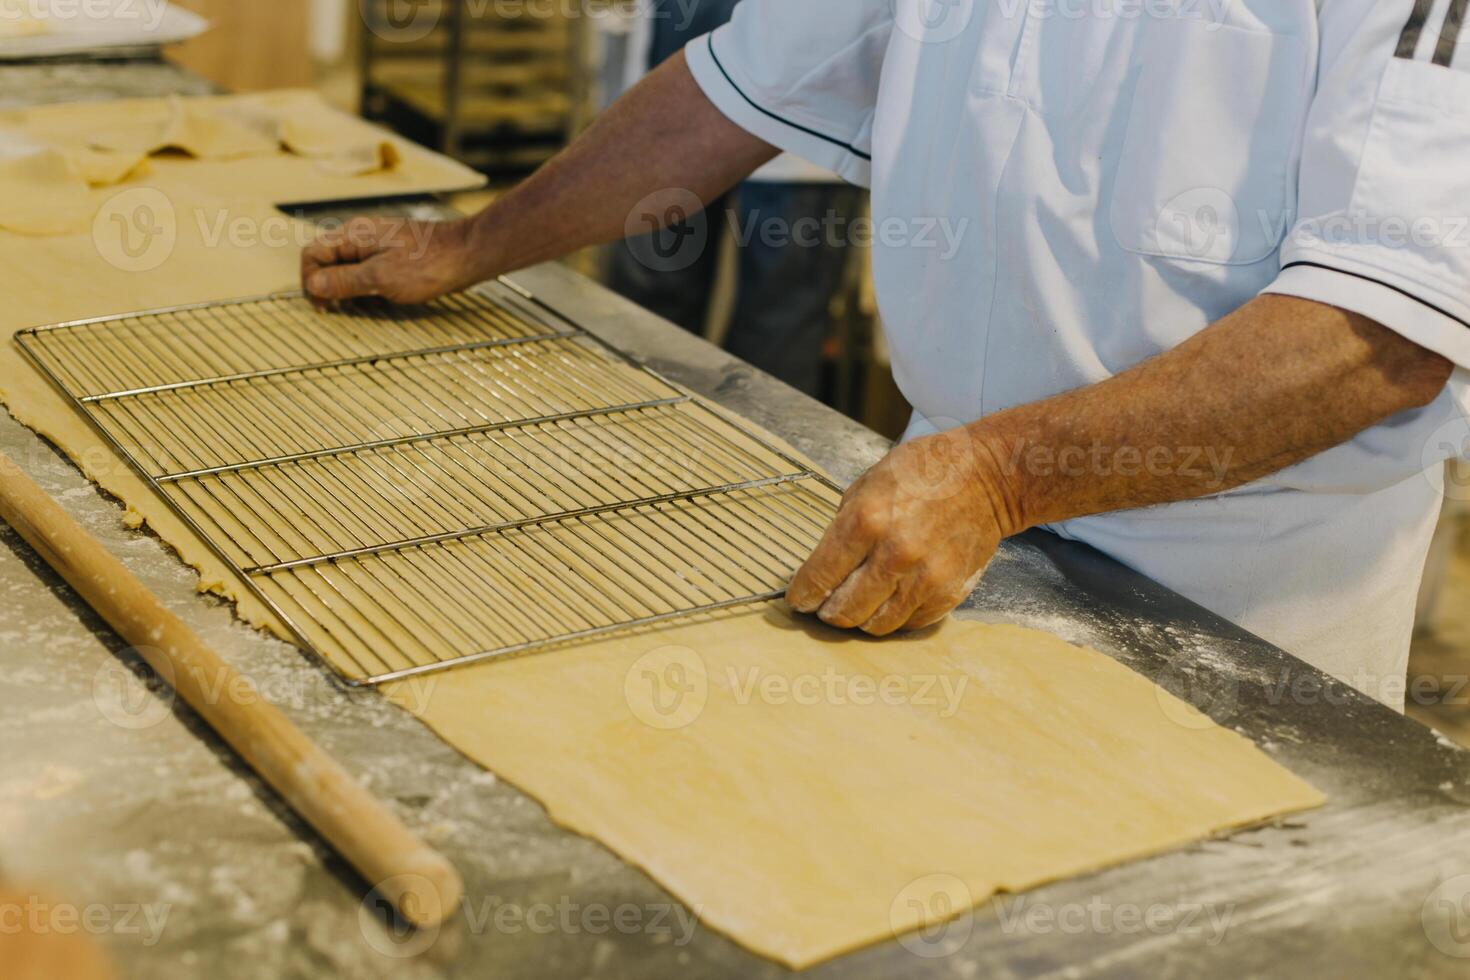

{"left": 683, "top": 0, "right": 893, "bottom": 187}
{"left": 1264, "top": 0, "right": 1470, "bottom": 371}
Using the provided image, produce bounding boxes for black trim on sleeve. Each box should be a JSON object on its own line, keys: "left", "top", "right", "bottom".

{"left": 1397, "top": 0, "right": 1438, "bottom": 58}
{"left": 1435, "top": 0, "right": 1469, "bottom": 66}
{"left": 1281, "top": 261, "right": 1470, "bottom": 330}
{"left": 704, "top": 35, "right": 873, "bottom": 162}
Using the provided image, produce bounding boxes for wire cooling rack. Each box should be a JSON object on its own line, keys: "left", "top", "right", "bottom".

{"left": 17, "top": 279, "right": 842, "bottom": 685}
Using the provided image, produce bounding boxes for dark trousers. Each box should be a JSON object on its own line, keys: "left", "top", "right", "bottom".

{"left": 608, "top": 182, "right": 862, "bottom": 397}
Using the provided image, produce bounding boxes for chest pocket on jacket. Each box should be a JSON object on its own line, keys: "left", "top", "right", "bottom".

{"left": 1108, "top": 19, "right": 1310, "bottom": 266}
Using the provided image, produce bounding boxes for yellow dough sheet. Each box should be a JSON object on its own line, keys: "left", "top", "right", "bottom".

{"left": 0, "top": 89, "right": 484, "bottom": 209}
{"left": 382, "top": 608, "right": 1323, "bottom": 967}
{"left": 0, "top": 110, "right": 1324, "bottom": 969}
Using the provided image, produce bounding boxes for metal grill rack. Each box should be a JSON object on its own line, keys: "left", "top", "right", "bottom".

{"left": 17, "top": 280, "right": 842, "bottom": 685}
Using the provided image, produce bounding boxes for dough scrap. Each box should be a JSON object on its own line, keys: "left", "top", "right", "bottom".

{"left": 88, "top": 94, "right": 402, "bottom": 175}
{"left": 278, "top": 115, "right": 401, "bottom": 177}
{"left": 91, "top": 95, "right": 280, "bottom": 161}
{"left": 66, "top": 147, "right": 150, "bottom": 187}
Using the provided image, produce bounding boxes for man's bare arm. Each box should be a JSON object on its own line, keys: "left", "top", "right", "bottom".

{"left": 788, "top": 296, "right": 1454, "bottom": 635}
{"left": 301, "top": 51, "right": 777, "bottom": 302}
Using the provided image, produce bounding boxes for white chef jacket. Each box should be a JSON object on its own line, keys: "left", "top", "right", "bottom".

{"left": 686, "top": 0, "right": 1470, "bottom": 707}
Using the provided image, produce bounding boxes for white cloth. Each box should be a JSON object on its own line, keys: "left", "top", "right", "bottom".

{"left": 687, "top": 0, "right": 1470, "bottom": 707}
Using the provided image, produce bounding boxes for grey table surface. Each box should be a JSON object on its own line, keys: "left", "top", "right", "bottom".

{"left": 3, "top": 58, "right": 1470, "bottom": 980}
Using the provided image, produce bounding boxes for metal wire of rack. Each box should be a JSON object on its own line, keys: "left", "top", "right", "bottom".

{"left": 16, "top": 279, "right": 842, "bottom": 685}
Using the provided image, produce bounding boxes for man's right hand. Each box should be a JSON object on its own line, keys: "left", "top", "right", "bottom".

{"left": 298, "top": 51, "right": 775, "bottom": 309}
{"left": 301, "top": 215, "right": 478, "bottom": 305}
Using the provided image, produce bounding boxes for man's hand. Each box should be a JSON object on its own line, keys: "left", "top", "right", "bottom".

{"left": 785, "top": 297, "right": 1452, "bottom": 640}
{"left": 301, "top": 216, "right": 477, "bottom": 305}
{"left": 299, "top": 52, "right": 775, "bottom": 310}
{"left": 786, "top": 429, "right": 1012, "bottom": 635}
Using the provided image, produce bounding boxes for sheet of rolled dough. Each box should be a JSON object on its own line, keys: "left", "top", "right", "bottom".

{"left": 4, "top": 90, "right": 483, "bottom": 205}
{"left": 0, "top": 132, "right": 1325, "bottom": 969}
{"left": 380, "top": 608, "right": 1323, "bottom": 967}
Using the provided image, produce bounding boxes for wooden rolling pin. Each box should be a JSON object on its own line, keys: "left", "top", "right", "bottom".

{"left": 0, "top": 449, "right": 462, "bottom": 930}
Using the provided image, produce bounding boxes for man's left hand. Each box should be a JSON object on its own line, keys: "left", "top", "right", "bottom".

{"left": 786, "top": 428, "right": 1012, "bottom": 635}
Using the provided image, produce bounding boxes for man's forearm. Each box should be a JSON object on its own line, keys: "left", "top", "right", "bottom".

{"left": 972, "top": 295, "right": 1455, "bottom": 536}
{"left": 786, "top": 295, "right": 1452, "bottom": 635}
{"left": 461, "top": 51, "right": 777, "bottom": 280}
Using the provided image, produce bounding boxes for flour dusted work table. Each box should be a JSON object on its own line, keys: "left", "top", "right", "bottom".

{"left": 1, "top": 57, "right": 1469, "bottom": 980}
